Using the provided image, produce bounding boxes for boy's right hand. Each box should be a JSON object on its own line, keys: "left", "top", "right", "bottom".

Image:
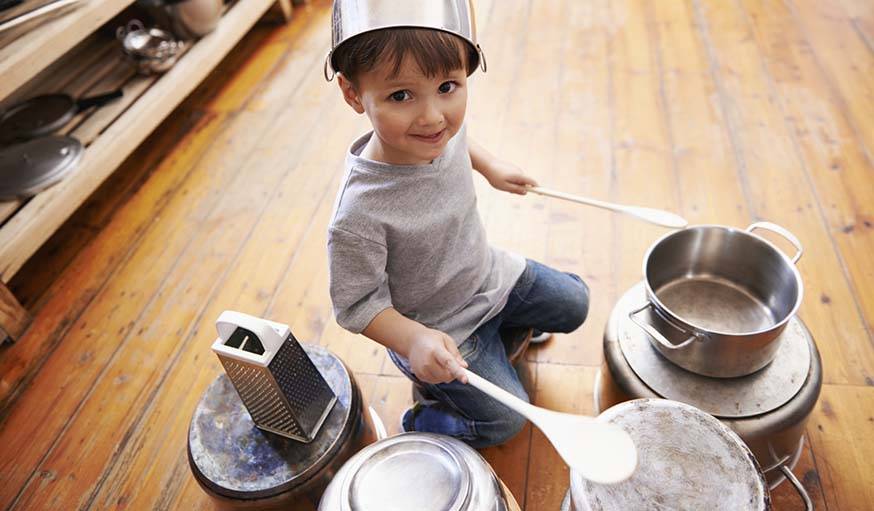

{"left": 407, "top": 328, "right": 469, "bottom": 385}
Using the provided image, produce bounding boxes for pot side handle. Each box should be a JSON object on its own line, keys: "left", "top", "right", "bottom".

{"left": 747, "top": 221, "right": 803, "bottom": 264}
{"left": 628, "top": 302, "right": 697, "bottom": 350}
{"left": 780, "top": 465, "right": 814, "bottom": 511}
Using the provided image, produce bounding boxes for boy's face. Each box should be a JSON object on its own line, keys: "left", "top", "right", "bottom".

{"left": 339, "top": 55, "right": 468, "bottom": 165}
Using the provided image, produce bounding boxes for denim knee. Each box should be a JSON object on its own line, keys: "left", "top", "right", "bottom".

{"left": 478, "top": 408, "right": 528, "bottom": 448}
{"left": 556, "top": 275, "right": 590, "bottom": 332}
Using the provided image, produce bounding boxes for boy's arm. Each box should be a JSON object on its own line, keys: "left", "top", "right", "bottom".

{"left": 468, "top": 137, "right": 539, "bottom": 194}
{"left": 363, "top": 308, "right": 469, "bottom": 384}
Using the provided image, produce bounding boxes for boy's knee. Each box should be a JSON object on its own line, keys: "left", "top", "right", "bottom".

{"left": 556, "top": 275, "right": 589, "bottom": 332}
{"left": 486, "top": 411, "right": 528, "bottom": 446}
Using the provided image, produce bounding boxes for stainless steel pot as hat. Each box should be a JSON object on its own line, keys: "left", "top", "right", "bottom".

{"left": 325, "top": 0, "right": 486, "bottom": 81}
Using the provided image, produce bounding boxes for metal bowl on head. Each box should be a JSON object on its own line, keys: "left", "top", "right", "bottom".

{"left": 325, "top": 0, "right": 487, "bottom": 80}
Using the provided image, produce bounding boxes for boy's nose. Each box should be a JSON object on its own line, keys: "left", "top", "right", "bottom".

{"left": 417, "top": 101, "right": 444, "bottom": 126}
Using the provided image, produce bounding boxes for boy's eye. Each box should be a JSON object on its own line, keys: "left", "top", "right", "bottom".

{"left": 389, "top": 90, "right": 411, "bottom": 102}
{"left": 438, "top": 81, "right": 457, "bottom": 94}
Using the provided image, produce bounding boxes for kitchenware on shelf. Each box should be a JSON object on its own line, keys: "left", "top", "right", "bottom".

{"left": 325, "top": 0, "right": 486, "bottom": 81}
{"left": 0, "top": 136, "right": 82, "bottom": 200}
{"left": 464, "top": 368, "right": 637, "bottom": 485}
{"left": 136, "top": 0, "right": 222, "bottom": 40}
{"left": 561, "top": 399, "right": 770, "bottom": 511}
{"left": 526, "top": 186, "right": 688, "bottom": 229}
{"left": 593, "top": 282, "right": 819, "bottom": 509}
{"left": 318, "top": 432, "right": 521, "bottom": 511}
{"left": 630, "top": 221, "right": 803, "bottom": 377}
{"left": 189, "top": 343, "right": 382, "bottom": 509}
{"left": 0, "top": 90, "right": 122, "bottom": 142}
{"left": 211, "top": 310, "right": 337, "bottom": 442}
{"left": 117, "top": 19, "right": 185, "bottom": 75}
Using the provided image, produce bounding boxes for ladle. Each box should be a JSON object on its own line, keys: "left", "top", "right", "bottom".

{"left": 464, "top": 369, "right": 637, "bottom": 484}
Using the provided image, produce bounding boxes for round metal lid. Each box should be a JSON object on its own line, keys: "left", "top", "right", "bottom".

{"left": 0, "top": 136, "right": 82, "bottom": 200}
{"left": 0, "top": 95, "right": 73, "bottom": 138}
{"left": 609, "top": 282, "right": 810, "bottom": 418}
{"left": 342, "top": 434, "right": 472, "bottom": 511}
{"left": 572, "top": 399, "right": 769, "bottom": 511}
{"left": 188, "top": 344, "right": 355, "bottom": 499}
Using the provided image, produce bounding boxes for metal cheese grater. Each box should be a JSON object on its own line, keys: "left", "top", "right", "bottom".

{"left": 211, "top": 311, "right": 337, "bottom": 442}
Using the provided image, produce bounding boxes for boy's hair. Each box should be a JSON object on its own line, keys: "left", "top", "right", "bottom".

{"left": 332, "top": 28, "right": 478, "bottom": 84}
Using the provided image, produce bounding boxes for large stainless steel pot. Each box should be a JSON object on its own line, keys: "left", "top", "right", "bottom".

{"left": 566, "top": 399, "right": 770, "bottom": 511}
{"left": 318, "top": 432, "right": 519, "bottom": 511}
{"left": 325, "top": 0, "right": 486, "bottom": 81}
{"left": 597, "top": 283, "right": 819, "bottom": 510}
{"left": 630, "top": 222, "right": 803, "bottom": 377}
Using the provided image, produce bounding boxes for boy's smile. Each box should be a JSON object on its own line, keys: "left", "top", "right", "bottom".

{"left": 339, "top": 55, "right": 468, "bottom": 165}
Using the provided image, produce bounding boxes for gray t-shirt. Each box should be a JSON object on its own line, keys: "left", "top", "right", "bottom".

{"left": 327, "top": 126, "right": 526, "bottom": 344}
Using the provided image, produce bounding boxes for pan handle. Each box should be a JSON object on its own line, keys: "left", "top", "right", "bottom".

{"left": 628, "top": 302, "right": 698, "bottom": 350}
{"left": 747, "top": 221, "right": 803, "bottom": 264}
{"left": 780, "top": 465, "right": 814, "bottom": 511}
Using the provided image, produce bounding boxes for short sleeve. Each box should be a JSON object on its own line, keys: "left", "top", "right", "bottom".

{"left": 327, "top": 227, "right": 392, "bottom": 333}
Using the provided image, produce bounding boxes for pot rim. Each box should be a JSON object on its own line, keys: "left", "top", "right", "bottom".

{"left": 641, "top": 223, "right": 804, "bottom": 338}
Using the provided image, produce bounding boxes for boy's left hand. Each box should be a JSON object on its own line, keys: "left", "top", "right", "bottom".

{"left": 485, "top": 161, "right": 538, "bottom": 195}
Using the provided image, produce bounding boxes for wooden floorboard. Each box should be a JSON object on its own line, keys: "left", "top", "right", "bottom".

{"left": 1, "top": 0, "right": 872, "bottom": 509}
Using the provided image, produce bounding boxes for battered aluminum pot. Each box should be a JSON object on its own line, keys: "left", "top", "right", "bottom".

{"left": 325, "top": 0, "right": 486, "bottom": 80}
{"left": 568, "top": 400, "right": 770, "bottom": 511}
{"left": 598, "top": 283, "right": 819, "bottom": 510}
{"left": 631, "top": 222, "right": 804, "bottom": 377}
{"left": 318, "top": 432, "right": 518, "bottom": 511}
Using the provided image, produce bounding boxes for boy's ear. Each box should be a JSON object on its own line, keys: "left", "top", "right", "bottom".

{"left": 337, "top": 74, "right": 365, "bottom": 114}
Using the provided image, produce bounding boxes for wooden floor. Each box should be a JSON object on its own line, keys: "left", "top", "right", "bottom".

{"left": 1, "top": 0, "right": 873, "bottom": 509}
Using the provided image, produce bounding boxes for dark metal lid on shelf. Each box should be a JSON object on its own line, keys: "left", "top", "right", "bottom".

{"left": 607, "top": 282, "right": 811, "bottom": 418}
{"left": 0, "top": 136, "right": 82, "bottom": 200}
{"left": 188, "top": 344, "right": 357, "bottom": 500}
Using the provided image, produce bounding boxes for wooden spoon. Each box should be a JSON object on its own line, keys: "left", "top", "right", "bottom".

{"left": 464, "top": 369, "right": 637, "bottom": 484}
{"left": 527, "top": 186, "right": 687, "bottom": 229}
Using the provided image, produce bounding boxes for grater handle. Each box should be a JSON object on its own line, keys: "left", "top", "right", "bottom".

{"left": 215, "top": 311, "right": 287, "bottom": 354}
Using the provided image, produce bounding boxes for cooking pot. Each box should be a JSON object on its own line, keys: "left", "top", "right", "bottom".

{"left": 565, "top": 399, "right": 770, "bottom": 511}
{"left": 318, "top": 432, "right": 520, "bottom": 511}
{"left": 325, "top": 0, "right": 486, "bottom": 81}
{"left": 187, "top": 344, "right": 380, "bottom": 510}
{"left": 136, "top": 0, "right": 223, "bottom": 40}
{"left": 596, "top": 282, "right": 819, "bottom": 510}
{"left": 630, "top": 222, "right": 803, "bottom": 377}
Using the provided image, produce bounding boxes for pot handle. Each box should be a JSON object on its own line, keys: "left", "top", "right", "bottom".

{"left": 747, "top": 221, "right": 803, "bottom": 264}
{"left": 628, "top": 302, "right": 698, "bottom": 350}
{"left": 780, "top": 465, "right": 814, "bottom": 511}
{"left": 323, "top": 50, "right": 335, "bottom": 81}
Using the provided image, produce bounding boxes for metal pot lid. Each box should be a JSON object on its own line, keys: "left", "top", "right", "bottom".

{"left": 610, "top": 282, "right": 809, "bottom": 418}
{"left": 342, "top": 433, "right": 472, "bottom": 511}
{"left": 0, "top": 95, "right": 74, "bottom": 139}
{"left": 0, "top": 136, "right": 82, "bottom": 200}
{"left": 188, "top": 344, "right": 356, "bottom": 499}
{"left": 571, "top": 399, "right": 769, "bottom": 511}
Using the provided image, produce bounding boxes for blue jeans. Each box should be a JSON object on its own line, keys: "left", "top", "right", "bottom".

{"left": 388, "top": 259, "right": 590, "bottom": 448}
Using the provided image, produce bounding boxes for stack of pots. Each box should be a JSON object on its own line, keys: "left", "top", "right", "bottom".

{"left": 187, "top": 344, "right": 380, "bottom": 510}
{"left": 573, "top": 222, "right": 818, "bottom": 510}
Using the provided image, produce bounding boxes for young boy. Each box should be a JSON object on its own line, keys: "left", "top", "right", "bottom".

{"left": 327, "top": 24, "right": 589, "bottom": 448}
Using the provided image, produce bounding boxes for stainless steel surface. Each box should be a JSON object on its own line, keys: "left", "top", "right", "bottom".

{"left": 325, "top": 0, "right": 485, "bottom": 80}
{"left": 189, "top": 344, "right": 376, "bottom": 505}
{"left": 213, "top": 313, "right": 337, "bottom": 443}
{"left": 570, "top": 399, "right": 770, "bottom": 511}
{"left": 635, "top": 222, "right": 804, "bottom": 377}
{"left": 117, "top": 20, "right": 185, "bottom": 74}
{"left": 619, "top": 283, "right": 810, "bottom": 418}
{"left": 136, "top": 0, "right": 223, "bottom": 40}
{"left": 319, "top": 432, "right": 509, "bottom": 511}
{"left": 601, "top": 284, "right": 821, "bottom": 497}
{"left": 0, "top": 136, "right": 82, "bottom": 199}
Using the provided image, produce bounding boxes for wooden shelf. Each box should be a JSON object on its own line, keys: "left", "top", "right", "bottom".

{"left": 0, "top": 0, "right": 282, "bottom": 282}
{"left": 0, "top": 0, "right": 137, "bottom": 101}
